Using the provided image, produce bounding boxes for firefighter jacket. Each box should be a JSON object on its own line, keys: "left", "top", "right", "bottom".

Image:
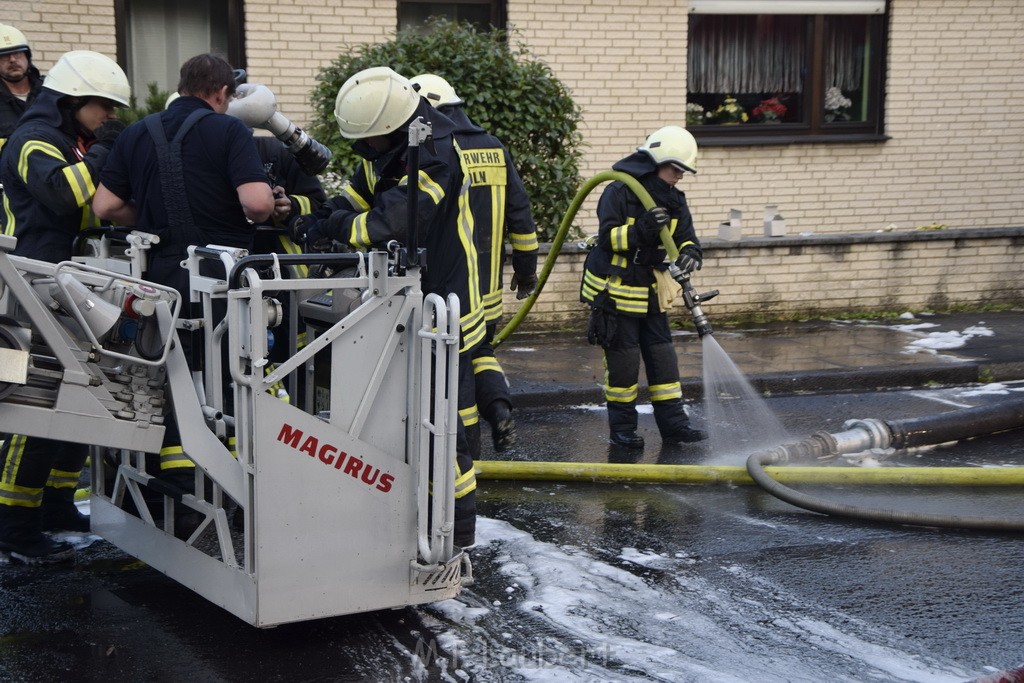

{"left": 580, "top": 151, "right": 702, "bottom": 317}
{"left": 322, "top": 101, "right": 486, "bottom": 352}
{"left": 442, "top": 106, "right": 538, "bottom": 324}
{"left": 0, "top": 64, "right": 43, "bottom": 152}
{"left": 0, "top": 88, "right": 110, "bottom": 262}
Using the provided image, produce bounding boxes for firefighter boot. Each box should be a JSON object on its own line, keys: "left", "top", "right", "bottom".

{"left": 41, "top": 486, "right": 90, "bottom": 533}
{"left": 654, "top": 399, "right": 708, "bottom": 444}
{"left": 487, "top": 400, "right": 517, "bottom": 452}
{"left": 610, "top": 431, "right": 645, "bottom": 449}
{"left": 0, "top": 505, "right": 75, "bottom": 564}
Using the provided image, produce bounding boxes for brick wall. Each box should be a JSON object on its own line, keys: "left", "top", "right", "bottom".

{"left": 2, "top": 1, "right": 116, "bottom": 71}
{"left": 500, "top": 228, "right": 1024, "bottom": 333}
{"left": 511, "top": 0, "right": 1024, "bottom": 238}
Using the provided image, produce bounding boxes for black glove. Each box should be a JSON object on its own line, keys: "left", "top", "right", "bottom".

{"left": 675, "top": 245, "right": 703, "bottom": 273}
{"left": 290, "top": 213, "right": 315, "bottom": 243}
{"left": 510, "top": 272, "right": 538, "bottom": 300}
{"left": 636, "top": 207, "right": 670, "bottom": 246}
{"left": 303, "top": 218, "right": 331, "bottom": 252}
{"left": 586, "top": 306, "right": 617, "bottom": 347}
{"left": 93, "top": 119, "right": 127, "bottom": 148}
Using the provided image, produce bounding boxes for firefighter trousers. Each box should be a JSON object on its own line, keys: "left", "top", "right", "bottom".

{"left": 601, "top": 311, "right": 692, "bottom": 437}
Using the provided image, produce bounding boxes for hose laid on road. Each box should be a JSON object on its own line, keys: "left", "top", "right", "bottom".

{"left": 474, "top": 460, "right": 1024, "bottom": 487}
{"left": 744, "top": 397, "right": 1024, "bottom": 532}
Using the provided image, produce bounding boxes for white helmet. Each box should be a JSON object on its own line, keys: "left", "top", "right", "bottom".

{"left": 409, "top": 73, "right": 463, "bottom": 108}
{"left": 164, "top": 91, "right": 180, "bottom": 109}
{"left": 334, "top": 66, "right": 420, "bottom": 139}
{"left": 44, "top": 50, "right": 131, "bottom": 107}
{"left": 637, "top": 125, "right": 698, "bottom": 174}
{"left": 0, "top": 24, "right": 30, "bottom": 59}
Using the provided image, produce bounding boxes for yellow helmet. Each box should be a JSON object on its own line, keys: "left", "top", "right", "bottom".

{"left": 0, "top": 24, "right": 30, "bottom": 59}
{"left": 333, "top": 66, "right": 420, "bottom": 139}
{"left": 409, "top": 73, "right": 463, "bottom": 108}
{"left": 44, "top": 50, "right": 131, "bottom": 107}
{"left": 637, "top": 125, "right": 698, "bottom": 174}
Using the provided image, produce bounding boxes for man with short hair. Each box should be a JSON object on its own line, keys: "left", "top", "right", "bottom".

{"left": 94, "top": 54, "right": 273, "bottom": 529}
{"left": 0, "top": 23, "right": 43, "bottom": 152}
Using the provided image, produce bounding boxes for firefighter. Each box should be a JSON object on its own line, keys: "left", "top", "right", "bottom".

{"left": 0, "top": 23, "right": 43, "bottom": 152}
{"left": 0, "top": 50, "right": 130, "bottom": 563}
{"left": 580, "top": 125, "right": 708, "bottom": 450}
{"left": 409, "top": 73, "right": 539, "bottom": 454}
{"left": 294, "top": 66, "right": 481, "bottom": 547}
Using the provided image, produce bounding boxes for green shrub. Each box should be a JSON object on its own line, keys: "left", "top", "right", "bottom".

{"left": 309, "top": 18, "right": 584, "bottom": 241}
{"left": 119, "top": 82, "right": 173, "bottom": 125}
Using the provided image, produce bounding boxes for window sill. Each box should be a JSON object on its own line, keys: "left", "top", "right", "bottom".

{"left": 692, "top": 133, "right": 891, "bottom": 147}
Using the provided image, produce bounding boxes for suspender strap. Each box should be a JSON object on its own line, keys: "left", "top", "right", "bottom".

{"left": 143, "top": 109, "right": 213, "bottom": 247}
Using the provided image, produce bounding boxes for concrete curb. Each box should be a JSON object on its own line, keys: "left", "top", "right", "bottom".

{"left": 509, "top": 360, "right": 1018, "bottom": 409}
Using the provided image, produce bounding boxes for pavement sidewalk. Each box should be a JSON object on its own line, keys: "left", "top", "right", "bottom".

{"left": 497, "top": 310, "right": 1024, "bottom": 408}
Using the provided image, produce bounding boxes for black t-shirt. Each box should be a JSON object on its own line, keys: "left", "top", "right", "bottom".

{"left": 100, "top": 96, "right": 269, "bottom": 249}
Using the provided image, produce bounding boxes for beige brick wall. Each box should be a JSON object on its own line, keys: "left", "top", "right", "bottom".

{"left": 2, "top": 2, "right": 117, "bottom": 72}
{"left": 242, "top": 0, "right": 396, "bottom": 125}
{"left": 9, "top": 1, "right": 1023, "bottom": 240}
{"left": 500, "top": 229, "right": 1024, "bottom": 332}
{"left": 513, "top": 0, "right": 1024, "bottom": 239}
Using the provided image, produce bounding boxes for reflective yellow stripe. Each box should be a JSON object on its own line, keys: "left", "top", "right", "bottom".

{"left": 610, "top": 217, "right": 636, "bottom": 252}
{"left": 276, "top": 234, "right": 309, "bottom": 277}
{"left": 610, "top": 253, "right": 628, "bottom": 269}
{"left": 649, "top": 382, "right": 683, "bottom": 402}
{"left": 605, "top": 383, "right": 639, "bottom": 403}
{"left": 489, "top": 184, "right": 505, "bottom": 292}
{"left": 159, "top": 445, "right": 196, "bottom": 470}
{"left": 62, "top": 160, "right": 96, "bottom": 207}
{"left": 341, "top": 183, "right": 370, "bottom": 211}
{"left": 581, "top": 270, "right": 607, "bottom": 303}
{"left": 416, "top": 170, "right": 445, "bottom": 204}
{"left": 45, "top": 468, "right": 80, "bottom": 489}
{"left": 18, "top": 140, "right": 64, "bottom": 182}
{"left": 471, "top": 355, "right": 503, "bottom": 375}
{"left": 459, "top": 404, "right": 480, "bottom": 427}
{"left": 510, "top": 231, "right": 538, "bottom": 251}
{"left": 0, "top": 481, "right": 43, "bottom": 507}
{"left": 1, "top": 434, "right": 26, "bottom": 483}
{"left": 349, "top": 212, "right": 371, "bottom": 249}
{"left": 291, "top": 194, "right": 312, "bottom": 216}
{"left": 2, "top": 194, "right": 15, "bottom": 236}
{"left": 454, "top": 463, "right": 477, "bottom": 497}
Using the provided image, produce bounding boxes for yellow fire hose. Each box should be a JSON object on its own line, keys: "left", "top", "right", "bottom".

{"left": 474, "top": 460, "right": 1024, "bottom": 487}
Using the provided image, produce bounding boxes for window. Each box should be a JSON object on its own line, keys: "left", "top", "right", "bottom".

{"left": 686, "top": 0, "right": 887, "bottom": 142}
{"left": 398, "top": 1, "right": 505, "bottom": 32}
{"left": 114, "top": 0, "right": 245, "bottom": 97}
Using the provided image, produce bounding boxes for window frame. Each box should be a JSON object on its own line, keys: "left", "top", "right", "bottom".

{"left": 397, "top": 0, "right": 506, "bottom": 31}
{"left": 686, "top": 8, "right": 889, "bottom": 145}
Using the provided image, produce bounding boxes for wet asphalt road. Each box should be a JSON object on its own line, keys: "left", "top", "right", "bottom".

{"left": 2, "top": 385, "right": 1023, "bottom": 682}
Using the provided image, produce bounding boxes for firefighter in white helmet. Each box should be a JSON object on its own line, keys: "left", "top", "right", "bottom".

{"left": 580, "top": 125, "right": 707, "bottom": 450}
{"left": 0, "top": 23, "right": 43, "bottom": 152}
{"left": 293, "top": 66, "right": 481, "bottom": 547}
{"left": 0, "top": 50, "right": 131, "bottom": 563}
{"left": 409, "top": 73, "right": 539, "bottom": 455}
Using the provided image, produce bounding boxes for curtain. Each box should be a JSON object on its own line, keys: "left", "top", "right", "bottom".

{"left": 824, "top": 15, "right": 865, "bottom": 91}
{"left": 687, "top": 15, "right": 806, "bottom": 94}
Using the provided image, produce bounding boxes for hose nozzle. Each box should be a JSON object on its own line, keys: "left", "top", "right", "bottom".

{"left": 670, "top": 265, "right": 718, "bottom": 338}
